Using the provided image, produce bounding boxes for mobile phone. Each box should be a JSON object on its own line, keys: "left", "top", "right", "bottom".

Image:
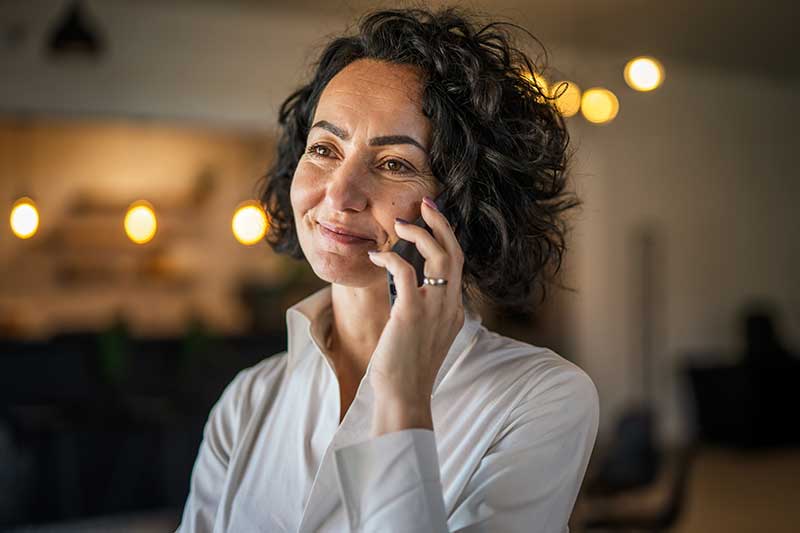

{"left": 387, "top": 193, "right": 447, "bottom": 307}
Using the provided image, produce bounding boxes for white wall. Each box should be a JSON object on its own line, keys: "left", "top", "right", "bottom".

{"left": 0, "top": 0, "right": 354, "bottom": 129}
{"left": 2, "top": 1, "right": 798, "bottom": 443}
{"left": 565, "top": 55, "right": 800, "bottom": 443}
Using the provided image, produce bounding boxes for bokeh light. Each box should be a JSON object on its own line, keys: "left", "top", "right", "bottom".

{"left": 522, "top": 69, "right": 549, "bottom": 100}
{"left": 581, "top": 88, "right": 620, "bottom": 124}
{"left": 624, "top": 56, "right": 665, "bottom": 91}
{"left": 10, "top": 197, "right": 39, "bottom": 239}
{"left": 551, "top": 81, "right": 582, "bottom": 117}
{"left": 124, "top": 200, "right": 157, "bottom": 244}
{"left": 232, "top": 201, "right": 268, "bottom": 246}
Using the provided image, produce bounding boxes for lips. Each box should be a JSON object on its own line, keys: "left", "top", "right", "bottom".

{"left": 317, "top": 221, "right": 374, "bottom": 241}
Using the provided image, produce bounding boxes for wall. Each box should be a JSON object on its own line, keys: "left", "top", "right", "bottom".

{"left": 565, "top": 55, "right": 800, "bottom": 442}
{"left": 0, "top": 0, "right": 353, "bottom": 129}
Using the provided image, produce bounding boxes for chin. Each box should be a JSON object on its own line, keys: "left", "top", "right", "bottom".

{"left": 308, "top": 251, "right": 383, "bottom": 288}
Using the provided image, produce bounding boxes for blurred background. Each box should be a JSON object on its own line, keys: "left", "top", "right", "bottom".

{"left": 1, "top": 0, "right": 798, "bottom": 531}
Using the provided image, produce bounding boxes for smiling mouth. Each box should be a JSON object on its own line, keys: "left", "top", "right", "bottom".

{"left": 317, "top": 222, "right": 375, "bottom": 245}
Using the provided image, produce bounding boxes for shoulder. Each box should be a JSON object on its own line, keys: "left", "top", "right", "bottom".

{"left": 226, "top": 352, "right": 289, "bottom": 413}
{"left": 466, "top": 327, "right": 598, "bottom": 429}
{"left": 237, "top": 352, "right": 290, "bottom": 393}
{"left": 210, "top": 352, "right": 290, "bottom": 432}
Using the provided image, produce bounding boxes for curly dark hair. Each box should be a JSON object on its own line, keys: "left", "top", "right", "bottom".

{"left": 257, "top": 6, "right": 581, "bottom": 313}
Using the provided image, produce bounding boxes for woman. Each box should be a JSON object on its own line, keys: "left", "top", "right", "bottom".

{"left": 177, "top": 7, "right": 598, "bottom": 533}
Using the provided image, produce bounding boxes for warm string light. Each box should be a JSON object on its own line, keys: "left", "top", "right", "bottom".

{"left": 232, "top": 201, "right": 269, "bottom": 246}
{"left": 551, "top": 81, "right": 582, "bottom": 117}
{"left": 519, "top": 55, "right": 663, "bottom": 123}
{"left": 10, "top": 197, "right": 40, "bottom": 239}
{"left": 124, "top": 200, "right": 157, "bottom": 244}
{"left": 521, "top": 69, "right": 549, "bottom": 101}
{"left": 581, "top": 88, "right": 619, "bottom": 124}
{"left": 8, "top": 197, "right": 273, "bottom": 246}
{"left": 624, "top": 56, "right": 665, "bottom": 91}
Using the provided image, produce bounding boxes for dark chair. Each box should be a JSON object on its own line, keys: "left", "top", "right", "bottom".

{"left": 576, "top": 446, "right": 695, "bottom": 533}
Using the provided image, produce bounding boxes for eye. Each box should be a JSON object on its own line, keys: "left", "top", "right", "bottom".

{"left": 306, "top": 143, "right": 333, "bottom": 158}
{"left": 380, "top": 158, "right": 414, "bottom": 175}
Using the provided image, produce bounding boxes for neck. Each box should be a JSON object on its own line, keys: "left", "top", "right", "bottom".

{"left": 328, "top": 281, "right": 391, "bottom": 377}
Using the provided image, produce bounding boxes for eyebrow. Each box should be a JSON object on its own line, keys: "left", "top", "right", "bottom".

{"left": 310, "top": 120, "right": 427, "bottom": 153}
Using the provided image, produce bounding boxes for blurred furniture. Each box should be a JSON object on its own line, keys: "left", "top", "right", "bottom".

{"left": 685, "top": 305, "right": 800, "bottom": 449}
{"left": 583, "top": 408, "right": 660, "bottom": 495}
{"left": 0, "top": 329, "right": 284, "bottom": 529}
{"left": 574, "top": 446, "right": 694, "bottom": 533}
{"left": 686, "top": 361, "right": 800, "bottom": 449}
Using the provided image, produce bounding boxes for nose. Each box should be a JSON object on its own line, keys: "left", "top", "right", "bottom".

{"left": 324, "top": 155, "right": 369, "bottom": 213}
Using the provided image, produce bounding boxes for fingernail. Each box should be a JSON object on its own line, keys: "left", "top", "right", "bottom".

{"left": 367, "top": 250, "right": 378, "bottom": 255}
{"left": 422, "top": 196, "right": 438, "bottom": 211}
{"left": 395, "top": 217, "right": 409, "bottom": 224}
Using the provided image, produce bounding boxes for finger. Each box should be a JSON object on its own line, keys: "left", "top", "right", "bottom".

{"left": 367, "top": 251, "right": 419, "bottom": 307}
{"left": 420, "top": 197, "right": 463, "bottom": 265}
{"left": 393, "top": 219, "right": 449, "bottom": 276}
{"left": 420, "top": 196, "right": 464, "bottom": 292}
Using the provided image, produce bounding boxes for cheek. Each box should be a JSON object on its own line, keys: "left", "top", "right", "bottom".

{"left": 288, "top": 178, "right": 301, "bottom": 216}
{"left": 290, "top": 164, "right": 321, "bottom": 219}
{"left": 378, "top": 193, "right": 425, "bottom": 242}
{"left": 395, "top": 191, "right": 426, "bottom": 218}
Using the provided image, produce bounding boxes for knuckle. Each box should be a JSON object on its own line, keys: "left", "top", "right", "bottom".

{"left": 384, "top": 251, "right": 401, "bottom": 265}
{"left": 398, "top": 258, "right": 415, "bottom": 274}
{"left": 398, "top": 264, "right": 417, "bottom": 283}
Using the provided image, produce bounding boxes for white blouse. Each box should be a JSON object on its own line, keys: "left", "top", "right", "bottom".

{"left": 176, "top": 285, "right": 598, "bottom": 532}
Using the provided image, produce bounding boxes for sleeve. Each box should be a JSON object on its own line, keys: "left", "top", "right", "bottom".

{"left": 334, "top": 429, "right": 448, "bottom": 533}
{"left": 332, "top": 368, "right": 599, "bottom": 533}
{"left": 174, "top": 368, "right": 251, "bottom": 533}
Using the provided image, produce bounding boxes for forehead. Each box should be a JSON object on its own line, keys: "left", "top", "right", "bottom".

{"left": 314, "top": 59, "right": 429, "bottom": 134}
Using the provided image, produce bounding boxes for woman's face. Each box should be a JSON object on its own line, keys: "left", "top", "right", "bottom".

{"left": 291, "top": 58, "right": 440, "bottom": 288}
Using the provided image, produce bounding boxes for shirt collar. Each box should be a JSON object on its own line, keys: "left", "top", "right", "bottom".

{"left": 284, "top": 284, "right": 483, "bottom": 394}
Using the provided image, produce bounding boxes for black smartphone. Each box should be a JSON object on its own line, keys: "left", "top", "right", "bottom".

{"left": 387, "top": 193, "right": 448, "bottom": 307}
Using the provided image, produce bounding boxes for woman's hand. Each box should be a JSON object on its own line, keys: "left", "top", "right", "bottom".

{"left": 366, "top": 195, "right": 465, "bottom": 436}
